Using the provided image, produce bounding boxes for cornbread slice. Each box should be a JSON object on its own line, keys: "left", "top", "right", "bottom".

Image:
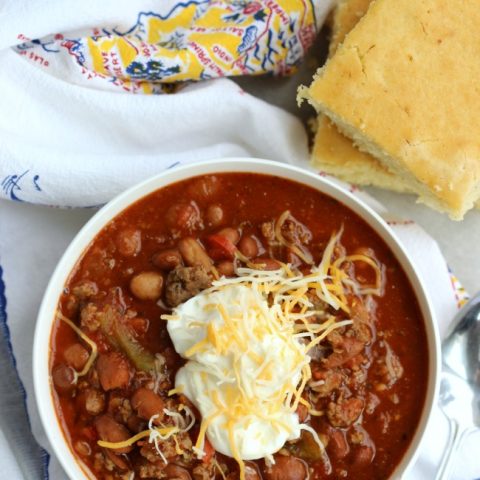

{"left": 303, "top": 0, "right": 480, "bottom": 219}
{"left": 313, "top": 118, "right": 413, "bottom": 193}
{"left": 314, "top": 0, "right": 413, "bottom": 193}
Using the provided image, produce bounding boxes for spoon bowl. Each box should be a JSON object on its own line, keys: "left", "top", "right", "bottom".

{"left": 435, "top": 293, "right": 480, "bottom": 479}
{"left": 442, "top": 293, "right": 480, "bottom": 392}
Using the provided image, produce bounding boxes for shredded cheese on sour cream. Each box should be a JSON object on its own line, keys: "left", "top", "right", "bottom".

{"left": 164, "top": 230, "right": 383, "bottom": 478}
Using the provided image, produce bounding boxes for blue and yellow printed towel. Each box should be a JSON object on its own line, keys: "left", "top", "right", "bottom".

{"left": 14, "top": 1, "right": 325, "bottom": 94}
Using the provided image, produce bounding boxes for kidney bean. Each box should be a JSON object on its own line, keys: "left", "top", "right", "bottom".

{"left": 206, "top": 204, "right": 224, "bottom": 227}
{"left": 95, "top": 415, "right": 132, "bottom": 453}
{"left": 328, "top": 429, "right": 350, "bottom": 460}
{"left": 52, "top": 363, "right": 76, "bottom": 394}
{"left": 238, "top": 236, "right": 259, "bottom": 258}
{"left": 63, "top": 343, "right": 89, "bottom": 371}
{"left": 96, "top": 352, "right": 131, "bottom": 391}
{"left": 131, "top": 387, "right": 165, "bottom": 423}
{"left": 152, "top": 249, "right": 182, "bottom": 270}
{"left": 217, "top": 261, "right": 235, "bottom": 277}
{"left": 264, "top": 455, "right": 307, "bottom": 480}
{"left": 217, "top": 227, "right": 240, "bottom": 245}
{"left": 351, "top": 445, "right": 375, "bottom": 468}
{"left": 116, "top": 228, "right": 141, "bottom": 257}
{"left": 129, "top": 271, "right": 164, "bottom": 301}
{"left": 178, "top": 238, "right": 212, "bottom": 271}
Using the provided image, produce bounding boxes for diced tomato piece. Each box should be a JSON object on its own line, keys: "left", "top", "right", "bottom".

{"left": 205, "top": 234, "right": 236, "bottom": 260}
{"left": 202, "top": 438, "right": 215, "bottom": 463}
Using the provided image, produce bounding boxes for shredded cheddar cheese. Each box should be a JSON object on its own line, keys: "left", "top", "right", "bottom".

{"left": 161, "top": 229, "right": 386, "bottom": 480}
{"left": 99, "top": 406, "right": 196, "bottom": 461}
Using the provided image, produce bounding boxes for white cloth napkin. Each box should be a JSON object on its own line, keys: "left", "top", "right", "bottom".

{"left": 0, "top": 1, "right": 479, "bottom": 479}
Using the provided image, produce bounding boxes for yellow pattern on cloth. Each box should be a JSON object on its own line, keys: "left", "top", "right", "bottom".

{"left": 15, "top": 1, "right": 318, "bottom": 94}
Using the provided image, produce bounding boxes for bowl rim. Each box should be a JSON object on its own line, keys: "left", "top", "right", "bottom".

{"left": 33, "top": 157, "right": 441, "bottom": 480}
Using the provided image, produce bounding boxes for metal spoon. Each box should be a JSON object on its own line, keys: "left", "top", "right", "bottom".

{"left": 435, "top": 293, "right": 480, "bottom": 480}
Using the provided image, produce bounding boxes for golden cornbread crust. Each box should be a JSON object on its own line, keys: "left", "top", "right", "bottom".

{"left": 306, "top": 0, "right": 480, "bottom": 219}
{"left": 330, "top": 0, "right": 374, "bottom": 54}
{"left": 313, "top": 0, "right": 412, "bottom": 193}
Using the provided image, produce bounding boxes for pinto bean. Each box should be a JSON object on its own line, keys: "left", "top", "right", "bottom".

{"left": 217, "top": 261, "right": 235, "bottom": 277}
{"left": 131, "top": 387, "right": 165, "bottom": 423}
{"left": 95, "top": 415, "right": 132, "bottom": 454}
{"left": 52, "top": 363, "right": 76, "bottom": 393}
{"left": 63, "top": 343, "right": 89, "bottom": 370}
{"left": 116, "top": 228, "right": 141, "bottom": 256}
{"left": 164, "top": 464, "right": 192, "bottom": 480}
{"left": 129, "top": 271, "right": 164, "bottom": 301}
{"left": 178, "top": 238, "right": 212, "bottom": 271}
{"left": 206, "top": 204, "right": 224, "bottom": 227}
{"left": 265, "top": 456, "right": 307, "bottom": 480}
{"left": 217, "top": 227, "right": 240, "bottom": 245}
{"left": 152, "top": 249, "right": 182, "bottom": 270}
{"left": 96, "top": 352, "right": 131, "bottom": 391}
{"left": 238, "top": 236, "right": 259, "bottom": 258}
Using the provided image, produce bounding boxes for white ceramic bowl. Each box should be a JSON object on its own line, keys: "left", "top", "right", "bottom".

{"left": 33, "top": 158, "right": 440, "bottom": 479}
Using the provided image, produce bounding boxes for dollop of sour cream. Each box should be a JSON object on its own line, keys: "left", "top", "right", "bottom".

{"left": 167, "top": 284, "right": 309, "bottom": 460}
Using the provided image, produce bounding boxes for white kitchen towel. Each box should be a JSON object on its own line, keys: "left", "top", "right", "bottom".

{"left": 0, "top": 0, "right": 333, "bottom": 207}
{"left": 0, "top": 0, "right": 479, "bottom": 479}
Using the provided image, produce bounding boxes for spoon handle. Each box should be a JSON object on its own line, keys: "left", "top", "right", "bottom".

{"left": 434, "top": 418, "right": 470, "bottom": 480}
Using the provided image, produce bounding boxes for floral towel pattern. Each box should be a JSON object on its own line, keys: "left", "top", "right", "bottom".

{"left": 15, "top": 1, "right": 318, "bottom": 94}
